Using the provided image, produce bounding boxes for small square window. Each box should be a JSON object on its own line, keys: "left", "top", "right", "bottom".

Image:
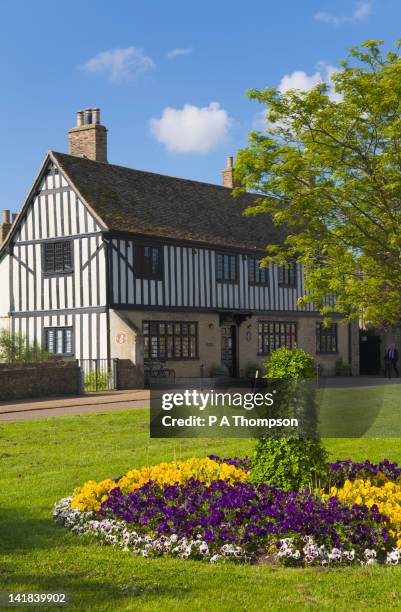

{"left": 135, "top": 244, "right": 163, "bottom": 279}
{"left": 216, "top": 253, "right": 238, "bottom": 282}
{"left": 43, "top": 240, "right": 73, "bottom": 275}
{"left": 45, "top": 327, "right": 73, "bottom": 356}
{"left": 316, "top": 322, "right": 338, "bottom": 354}
{"left": 278, "top": 262, "right": 297, "bottom": 288}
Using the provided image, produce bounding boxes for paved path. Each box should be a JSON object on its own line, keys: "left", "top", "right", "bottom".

{"left": 0, "top": 390, "right": 150, "bottom": 422}
{"left": 1, "top": 376, "right": 401, "bottom": 423}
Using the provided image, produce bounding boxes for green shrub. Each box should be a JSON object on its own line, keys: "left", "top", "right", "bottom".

{"left": 251, "top": 437, "right": 328, "bottom": 490}
{"left": 251, "top": 346, "right": 327, "bottom": 491}
{"left": 0, "top": 329, "right": 53, "bottom": 363}
{"left": 263, "top": 345, "right": 316, "bottom": 379}
{"left": 84, "top": 368, "right": 112, "bottom": 391}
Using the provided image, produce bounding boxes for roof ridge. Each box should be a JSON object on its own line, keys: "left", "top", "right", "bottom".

{"left": 50, "top": 150, "right": 249, "bottom": 195}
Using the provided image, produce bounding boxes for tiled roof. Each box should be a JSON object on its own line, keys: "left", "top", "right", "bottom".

{"left": 51, "top": 151, "right": 285, "bottom": 252}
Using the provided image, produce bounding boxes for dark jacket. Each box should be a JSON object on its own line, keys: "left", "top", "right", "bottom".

{"left": 385, "top": 348, "right": 399, "bottom": 363}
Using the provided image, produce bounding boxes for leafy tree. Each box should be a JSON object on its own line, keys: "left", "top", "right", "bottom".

{"left": 235, "top": 40, "right": 401, "bottom": 326}
{"left": 0, "top": 329, "right": 52, "bottom": 363}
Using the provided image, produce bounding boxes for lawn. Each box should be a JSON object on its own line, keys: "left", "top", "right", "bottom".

{"left": 2, "top": 406, "right": 401, "bottom": 611}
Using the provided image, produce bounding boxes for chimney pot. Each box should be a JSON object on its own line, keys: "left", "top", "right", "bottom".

{"left": 222, "top": 155, "right": 236, "bottom": 189}
{"left": 3, "top": 209, "right": 10, "bottom": 224}
{"left": 85, "top": 108, "right": 92, "bottom": 124}
{"left": 76, "top": 110, "right": 84, "bottom": 127}
{"left": 93, "top": 108, "right": 100, "bottom": 125}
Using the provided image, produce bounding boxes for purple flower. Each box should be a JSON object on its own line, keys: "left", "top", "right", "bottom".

{"left": 98, "top": 478, "right": 393, "bottom": 557}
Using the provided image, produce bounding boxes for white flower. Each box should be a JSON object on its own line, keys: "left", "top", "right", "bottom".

{"left": 364, "top": 549, "right": 377, "bottom": 559}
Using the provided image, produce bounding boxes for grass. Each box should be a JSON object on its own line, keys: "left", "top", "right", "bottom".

{"left": 2, "top": 404, "right": 401, "bottom": 610}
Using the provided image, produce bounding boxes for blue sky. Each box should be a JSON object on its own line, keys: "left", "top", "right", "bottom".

{"left": 0, "top": 0, "right": 400, "bottom": 212}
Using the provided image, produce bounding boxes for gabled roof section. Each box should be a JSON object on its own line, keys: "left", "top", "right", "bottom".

{"left": 0, "top": 152, "right": 108, "bottom": 255}
{"left": 51, "top": 151, "right": 285, "bottom": 252}
{"left": 0, "top": 153, "right": 51, "bottom": 255}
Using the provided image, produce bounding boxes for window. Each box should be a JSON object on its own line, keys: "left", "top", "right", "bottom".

{"left": 278, "top": 262, "right": 297, "bottom": 288}
{"left": 258, "top": 321, "right": 297, "bottom": 355}
{"left": 316, "top": 322, "right": 338, "bottom": 354}
{"left": 43, "top": 240, "right": 73, "bottom": 275}
{"left": 45, "top": 327, "right": 73, "bottom": 356}
{"left": 135, "top": 245, "right": 163, "bottom": 279}
{"left": 216, "top": 253, "right": 238, "bottom": 282}
{"left": 248, "top": 256, "right": 268, "bottom": 285}
{"left": 142, "top": 321, "right": 198, "bottom": 360}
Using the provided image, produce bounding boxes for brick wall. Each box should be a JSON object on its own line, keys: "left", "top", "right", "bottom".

{"left": 68, "top": 124, "right": 107, "bottom": 162}
{"left": 116, "top": 359, "right": 144, "bottom": 389}
{"left": 109, "top": 310, "right": 359, "bottom": 380}
{"left": 0, "top": 361, "right": 81, "bottom": 401}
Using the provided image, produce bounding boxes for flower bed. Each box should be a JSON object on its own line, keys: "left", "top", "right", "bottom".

{"left": 54, "top": 456, "right": 401, "bottom": 567}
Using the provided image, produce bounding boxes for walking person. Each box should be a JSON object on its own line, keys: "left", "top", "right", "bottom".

{"left": 384, "top": 343, "right": 399, "bottom": 378}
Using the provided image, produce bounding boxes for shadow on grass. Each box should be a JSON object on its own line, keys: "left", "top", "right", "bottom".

{"left": 1, "top": 566, "right": 184, "bottom": 609}
{"left": 0, "top": 507, "right": 72, "bottom": 553}
{"left": 0, "top": 507, "right": 184, "bottom": 608}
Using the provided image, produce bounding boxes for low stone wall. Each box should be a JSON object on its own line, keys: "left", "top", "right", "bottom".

{"left": 0, "top": 361, "right": 81, "bottom": 401}
{"left": 116, "top": 359, "right": 144, "bottom": 389}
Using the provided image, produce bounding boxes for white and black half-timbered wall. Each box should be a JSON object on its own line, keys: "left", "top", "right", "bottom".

{"left": 0, "top": 161, "right": 109, "bottom": 360}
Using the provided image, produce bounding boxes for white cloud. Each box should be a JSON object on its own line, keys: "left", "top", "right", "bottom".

{"left": 150, "top": 102, "right": 232, "bottom": 153}
{"left": 167, "top": 48, "right": 192, "bottom": 59}
{"left": 278, "top": 69, "right": 322, "bottom": 93}
{"left": 80, "top": 47, "right": 155, "bottom": 82}
{"left": 254, "top": 62, "right": 341, "bottom": 129}
{"left": 314, "top": 1, "right": 372, "bottom": 26}
{"left": 279, "top": 62, "right": 341, "bottom": 101}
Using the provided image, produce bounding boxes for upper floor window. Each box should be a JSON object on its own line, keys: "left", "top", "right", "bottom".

{"left": 45, "top": 327, "right": 73, "bottom": 356}
{"left": 248, "top": 256, "right": 268, "bottom": 285}
{"left": 316, "top": 322, "right": 338, "bottom": 354}
{"left": 135, "top": 245, "right": 163, "bottom": 280}
{"left": 43, "top": 240, "right": 73, "bottom": 275}
{"left": 278, "top": 262, "right": 297, "bottom": 288}
{"left": 216, "top": 253, "right": 238, "bottom": 282}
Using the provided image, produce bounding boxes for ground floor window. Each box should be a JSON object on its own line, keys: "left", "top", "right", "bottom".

{"left": 45, "top": 327, "right": 73, "bottom": 356}
{"left": 258, "top": 321, "right": 297, "bottom": 355}
{"left": 316, "top": 322, "right": 338, "bottom": 354}
{"left": 142, "top": 321, "right": 198, "bottom": 360}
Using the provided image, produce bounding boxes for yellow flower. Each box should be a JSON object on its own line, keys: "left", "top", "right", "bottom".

{"left": 323, "top": 477, "right": 401, "bottom": 533}
{"left": 71, "top": 458, "right": 248, "bottom": 512}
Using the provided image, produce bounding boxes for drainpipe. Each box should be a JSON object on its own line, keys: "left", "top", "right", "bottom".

{"left": 348, "top": 322, "right": 352, "bottom": 375}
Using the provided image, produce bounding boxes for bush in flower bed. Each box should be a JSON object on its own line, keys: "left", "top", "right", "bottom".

{"left": 53, "top": 455, "right": 401, "bottom": 567}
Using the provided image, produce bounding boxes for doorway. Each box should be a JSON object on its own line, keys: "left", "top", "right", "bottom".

{"left": 359, "top": 334, "right": 381, "bottom": 375}
{"left": 221, "top": 324, "right": 237, "bottom": 377}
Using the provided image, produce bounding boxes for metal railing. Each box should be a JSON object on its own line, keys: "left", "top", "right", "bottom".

{"left": 78, "top": 358, "right": 118, "bottom": 392}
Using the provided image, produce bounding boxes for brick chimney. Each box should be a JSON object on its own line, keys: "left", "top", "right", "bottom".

{"left": 0, "top": 209, "right": 11, "bottom": 245}
{"left": 222, "top": 156, "right": 236, "bottom": 189}
{"left": 68, "top": 108, "right": 108, "bottom": 162}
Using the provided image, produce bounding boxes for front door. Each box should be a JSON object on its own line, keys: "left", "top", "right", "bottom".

{"left": 221, "top": 324, "right": 237, "bottom": 376}
{"left": 359, "top": 334, "right": 381, "bottom": 375}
